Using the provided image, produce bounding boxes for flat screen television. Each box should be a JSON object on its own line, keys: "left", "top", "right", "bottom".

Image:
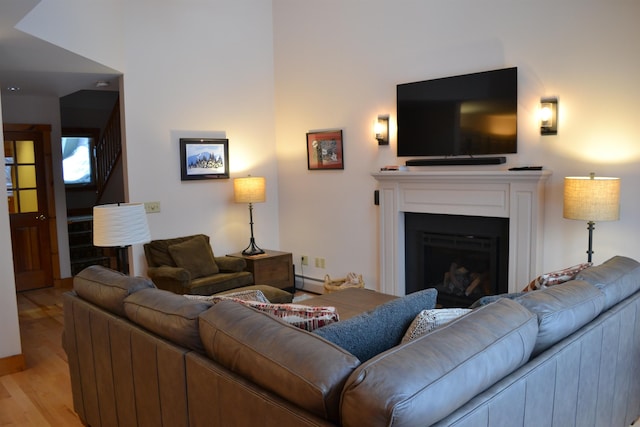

{"left": 397, "top": 67, "right": 517, "bottom": 158}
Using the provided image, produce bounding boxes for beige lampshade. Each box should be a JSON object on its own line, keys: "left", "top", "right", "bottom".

{"left": 563, "top": 176, "right": 620, "bottom": 221}
{"left": 234, "top": 176, "right": 266, "bottom": 203}
{"left": 93, "top": 203, "right": 151, "bottom": 247}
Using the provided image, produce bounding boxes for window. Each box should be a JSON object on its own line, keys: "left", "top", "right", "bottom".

{"left": 61, "top": 129, "right": 98, "bottom": 187}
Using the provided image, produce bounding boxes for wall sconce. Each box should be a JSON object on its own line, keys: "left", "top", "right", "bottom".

{"left": 375, "top": 115, "right": 389, "bottom": 145}
{"left": 540, "top": 97, "right": 558, "bottom": 135}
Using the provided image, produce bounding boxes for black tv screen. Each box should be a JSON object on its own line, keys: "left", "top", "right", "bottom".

{"left": 397, "top": 67, "right": 517, "bottom": 157}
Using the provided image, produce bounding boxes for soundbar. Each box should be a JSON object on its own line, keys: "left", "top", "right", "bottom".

{"left": 405, "top": 157, "right": 506, "bottom": 166}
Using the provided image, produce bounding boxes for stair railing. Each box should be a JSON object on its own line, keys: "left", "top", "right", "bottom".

{"left": 95, "top": 99, "right": 121, "bottom": 203}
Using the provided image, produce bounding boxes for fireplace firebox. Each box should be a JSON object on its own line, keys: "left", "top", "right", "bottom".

{"left": 405, "top": 213, "right": 509, "bottom": 307}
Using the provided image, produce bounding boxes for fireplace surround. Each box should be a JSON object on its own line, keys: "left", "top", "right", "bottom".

{"left": 372, "top": 169, "right": 551, "bottom": 296}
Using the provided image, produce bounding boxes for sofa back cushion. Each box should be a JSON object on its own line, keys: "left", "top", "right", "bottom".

{"left": 515, "top": 280, "right": 605, "bottom": 356}
{"left": 313, "top": 288, "right": 437, "bottom": 361}
{"left": 576, "top": 255, "right": 640, "bottom": 310}
{"left": 124, "top": 288, "right": 212, "bottom": 352}
{"left": 73, "top": 265, "right": 156, "bottom": 317}
{"left": 340, "top": 298, "right": 538, "bottom": 427}
{"left": 199, "top": 300, "right": 360, "bottom": 423}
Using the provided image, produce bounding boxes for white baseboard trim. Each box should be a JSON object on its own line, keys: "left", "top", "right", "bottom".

{"left": 295, "top": 275, "right": 324, "bottom": 294}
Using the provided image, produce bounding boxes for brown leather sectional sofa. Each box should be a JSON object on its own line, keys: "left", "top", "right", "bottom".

{"left": 63, "top": 257, "right": 640, "bottom": 426}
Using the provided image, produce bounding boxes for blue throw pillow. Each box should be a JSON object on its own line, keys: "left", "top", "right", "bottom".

{"left": 313, "top": 288, "right": 437, "bottom": 361}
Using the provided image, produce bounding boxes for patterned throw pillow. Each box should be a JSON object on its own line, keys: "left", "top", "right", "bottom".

{"left": 185, "top": 291, "right": 337, "bottom": 331}
{"left": 238, "top": 301, "right": 339, "bottom": 331}
{"left": 522, "top": 262, "right": 592, "bottom": 292}
{"left": 401, "top": 308, "right": 471, "bottom": 343}
{"left": 185, "top": 289, "right": 270, "bottom": 303}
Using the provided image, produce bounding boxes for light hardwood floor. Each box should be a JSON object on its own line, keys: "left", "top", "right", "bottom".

{"left": 0, "top": 287, "right": 83, "bottom": 426}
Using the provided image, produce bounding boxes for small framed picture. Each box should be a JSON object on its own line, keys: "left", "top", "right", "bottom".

{"left": 306, "top": 130, "right": 344, "bottom": 170}
{"left": 179, "top": 138, "right": 230, "bottom": 180}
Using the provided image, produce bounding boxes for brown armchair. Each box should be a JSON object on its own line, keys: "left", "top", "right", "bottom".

{"left": 143, "top": 234, "right": 254, "bottom": 295}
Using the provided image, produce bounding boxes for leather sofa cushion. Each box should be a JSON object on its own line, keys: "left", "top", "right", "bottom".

{"left": 515, "top": 280, "right": 605, "bottom": 356}
{"left": 577, "top": 255, "right": 640, "bottom": 310}
{"left": 340, "top": 298, "right": 538, "bottom": 427}
{"left": 313, "top": 288, "right": 437, "bottom": 361}
{"left": 124, "top": 288, "right": 212, "bottom": 352}
{"left": 199, "top": 300, "right": 360, "bottom": 422}
{"left": 73, "top": 265, "right": 156, "bottom": 317}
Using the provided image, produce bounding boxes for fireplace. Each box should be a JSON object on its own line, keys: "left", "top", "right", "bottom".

{"left": 372, "top": 170, "right": 551, "bottom": 296}
{"left": 405, "top": 213, "right": 509, "bottom": 307}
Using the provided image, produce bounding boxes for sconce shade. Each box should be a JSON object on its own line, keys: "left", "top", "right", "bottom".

{"left": 234, "top": 176, "right": 266, "bottom": 204}
{"left": 563, "top": 176, "right": 620, "bottom": 221}
{"left": 93, "top": 203, "right": 151, "bottom": 247}
{"left": 540, "top": 97, "right": 558, "bottom": 135}
{"left": 375, "top": 115, "right": 389, "bottom": 145}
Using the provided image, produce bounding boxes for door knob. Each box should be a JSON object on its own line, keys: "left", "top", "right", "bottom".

{"left": 36, "top": 214, "right": 46, "bottom": 221}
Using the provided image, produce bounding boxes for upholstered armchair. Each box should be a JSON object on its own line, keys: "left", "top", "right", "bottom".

{"left": 143, "top": 234, "right": 253, "bottom": 295}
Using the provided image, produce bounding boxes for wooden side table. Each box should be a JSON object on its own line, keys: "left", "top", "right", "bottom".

{"left": 227, "top": 249, "right": 294, "bottom": 292}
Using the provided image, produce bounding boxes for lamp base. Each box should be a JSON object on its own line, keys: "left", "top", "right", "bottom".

{"left": 242, "top": 239, "right": 264, "bottom": 256}
{"left": 116, "top": 246, "right": 130, "bottom": 275}
{"left": 586, "top": 221, "right": 595, "bottom": 263}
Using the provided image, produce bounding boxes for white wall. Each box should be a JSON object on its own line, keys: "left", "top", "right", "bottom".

{"left": 0, "top": 98, "right": 22, "bottom": 359}
{"left": 18, "top": 0, "right": 280, "bottom": 275}
{"left": 1, "top": 0, "right": 637, "bottom": 326}
{"left": 119, "top": 1, "right": 279, "bottom": 273}
{"left": 1, "top": 0, "right": 638, "bottom": 361}
{"left": 1, "top": 0, "right": 277, "bottom": 359}
{"left": 273, "top": 0, "right": 640, "bottom": 290}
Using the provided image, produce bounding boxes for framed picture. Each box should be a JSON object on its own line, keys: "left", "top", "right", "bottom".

{"left": 179, "top": 138, "right": 230, "bottom": 180}
{"left": 306, "top": 130, "right": 344, "bottom": 170}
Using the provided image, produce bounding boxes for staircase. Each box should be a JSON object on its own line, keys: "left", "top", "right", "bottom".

{"left": 68, "top": 215, "right": 113, "bottom": 275}
{"left": 95, "top": 97, "right": 122, "bottom": 203}
{"left": 67, "top": 97, "right": 122, "bottom": 275}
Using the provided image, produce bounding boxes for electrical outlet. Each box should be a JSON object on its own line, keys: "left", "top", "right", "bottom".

{"left": 144, "top": 201, "right": 161, "bottom": 213}
{"left": 301, "top": 255, "right": 308, "bottom": 266}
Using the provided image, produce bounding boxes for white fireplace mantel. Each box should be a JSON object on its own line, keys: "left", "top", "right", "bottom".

{"left": 372, "top": 170, "right": 552, "bottom": 296}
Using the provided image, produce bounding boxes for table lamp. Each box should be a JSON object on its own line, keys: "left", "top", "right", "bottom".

{"left": 563, "top": 173, "right": 620, "bottom": 262}
{"left": 93, "top": 203, "right": 151, "bottom": 274}
{"left": 234, "top": 176, "right": 266, "bottom": 255}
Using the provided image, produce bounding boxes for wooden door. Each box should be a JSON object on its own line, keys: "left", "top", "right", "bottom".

{"left": 4, "top": 125, "right": 54, "bottom": 291}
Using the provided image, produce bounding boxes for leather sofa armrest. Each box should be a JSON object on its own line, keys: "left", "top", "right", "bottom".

{"left": 147, "top": 266, "right": 191, "bottom": 293}
{"left": 214, "top": 256, "right": 246, "bottom": 273}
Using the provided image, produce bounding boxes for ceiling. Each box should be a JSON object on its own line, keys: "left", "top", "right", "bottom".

{"left": 0, "top": 0, "right": 121, "bottom": 98}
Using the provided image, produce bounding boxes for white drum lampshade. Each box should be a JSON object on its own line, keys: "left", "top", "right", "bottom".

{"left": 93, "top": 203, "right": 151, "bottom": 273}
